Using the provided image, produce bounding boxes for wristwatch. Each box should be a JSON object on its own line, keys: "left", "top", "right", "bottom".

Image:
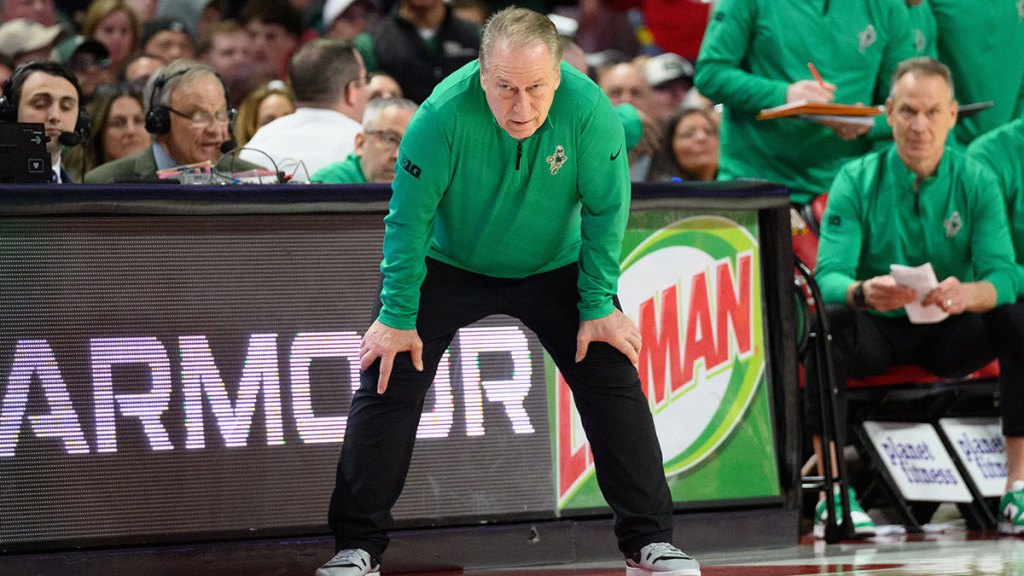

{"left": 852, "top": 281, "right": 868, "bottom": 311}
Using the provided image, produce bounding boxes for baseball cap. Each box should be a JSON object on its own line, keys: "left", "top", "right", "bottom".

{"left": 0, "top": 19, "right": 63, "bottom": 59}
{"left": 548, "top": 14, "right": 579, "bottom": 38}
{"left": 141, "top": 18, "right": 193, "bottom": 48}
{"left": 323, "top": 0, "right": 374, "bottom": 26}
{"left": 645, "top": 52, "right": 694, "bottom": 89}
{"left": 51, "top": 36, "right": 111, "bottom": 67}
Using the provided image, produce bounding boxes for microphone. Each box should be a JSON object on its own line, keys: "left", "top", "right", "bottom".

{"left": 57, "top": 130, "right": 82, "bottom": 146}
{"left": 220, "top": 139, "right": 237, "bottom": 154}
{"left": 58, "top": 112, "right": 90, "bottom": 148}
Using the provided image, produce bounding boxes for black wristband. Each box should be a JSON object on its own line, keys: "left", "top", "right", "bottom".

{"left": 852, "top": 281, "right": 868, "bottom": 310}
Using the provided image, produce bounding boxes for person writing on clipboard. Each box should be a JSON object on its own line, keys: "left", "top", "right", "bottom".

{"left": 694, "top": 0, "right": 915, "bottom": 204}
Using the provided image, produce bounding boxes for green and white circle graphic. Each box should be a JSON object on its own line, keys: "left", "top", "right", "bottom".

{"left": 618, "top": 215, "right": 764, "bottom": 477}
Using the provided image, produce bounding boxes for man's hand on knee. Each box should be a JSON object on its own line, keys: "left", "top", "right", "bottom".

{"left": 360, "top": 319, "right": 424, "bottom": 394}
{"left": 576, "top": 309, "right": 642, "bottom": 367}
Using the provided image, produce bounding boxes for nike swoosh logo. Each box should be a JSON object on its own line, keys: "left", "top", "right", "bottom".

{"left": 610, "top": 144, "right": 623, "bottom": 161}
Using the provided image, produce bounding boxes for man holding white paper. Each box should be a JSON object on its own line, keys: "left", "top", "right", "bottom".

{"left": 810, "top": 57, "right": 1024, "bottom": 537}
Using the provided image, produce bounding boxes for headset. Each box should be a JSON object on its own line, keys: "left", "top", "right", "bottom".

{"left": 145, "top": 66, "right": 234, "bottom": 135}
{"left": 0, "top": 61, "right": 91, "bottom": 146}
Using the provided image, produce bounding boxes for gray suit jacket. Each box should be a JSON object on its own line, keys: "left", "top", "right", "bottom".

{"left": 84, "top": 146, "right": 267, "bottom": 183}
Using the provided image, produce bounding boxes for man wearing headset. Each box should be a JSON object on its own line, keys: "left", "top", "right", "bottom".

{"left": 0, "top": 61, "right": 87, "bottom": 183}
{"left": 84, "top": 59, "right": 264, "bottom": 183}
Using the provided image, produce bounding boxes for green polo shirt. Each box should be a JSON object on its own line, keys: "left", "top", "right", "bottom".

{"left": 968, "top": 116, "right": 1024, "bottom": 295}
{"left": 312, "top": 153, "right": 366, "bottom": 184}
{"left": 929, "top": 0, "right": 1024, "bottom": 145}
{"left": 816, "top": 145, "right": 1017, "bottom": 315}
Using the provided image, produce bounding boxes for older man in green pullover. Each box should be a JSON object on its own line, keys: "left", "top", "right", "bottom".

{"left": 316, "top": 8, "right": 700, "bottom": 576}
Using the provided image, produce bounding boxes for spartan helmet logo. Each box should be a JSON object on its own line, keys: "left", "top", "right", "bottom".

{"left": 944, "top": 211, "right": 962, "bottom": 239}
{"left": 546, "top": 145, "right": 567, "bottom": 175}
{"left": 858, "top": 24, "right": 877, "bottom": 52}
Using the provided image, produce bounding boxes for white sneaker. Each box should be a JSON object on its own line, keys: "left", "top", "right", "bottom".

{"left": 625, "top": 542, "right": 701, "bottom": 575}
{"left": 314, "top": 549, "right": 380, "bottom": 576}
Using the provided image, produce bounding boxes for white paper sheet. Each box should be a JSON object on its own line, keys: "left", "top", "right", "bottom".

{"left": 890, "top": 263, "right": 949, "bottom": 324}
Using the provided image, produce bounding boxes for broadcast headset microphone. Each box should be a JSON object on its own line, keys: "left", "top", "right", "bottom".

{"left": 57, "top": 119, "right": 90, "bottom": 182}
{"left": 57, "top": 130, "right": 82, "bottom": 146}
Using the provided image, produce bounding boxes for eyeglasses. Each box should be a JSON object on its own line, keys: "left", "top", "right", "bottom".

{"left": 167, "top": 107, "right": 236, "bottom": 128}
{"left": 349, "top": 74, "right": 368, "bottom": 90}
{"left": 365, "top": 129, "right": 402, "bottom": 150}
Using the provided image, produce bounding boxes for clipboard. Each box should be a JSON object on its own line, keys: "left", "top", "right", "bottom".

{"left": 757, "top": 100, "right": 883, "bottom": 121}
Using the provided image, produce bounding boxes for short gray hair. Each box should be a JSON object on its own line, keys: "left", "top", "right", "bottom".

{"left": 480, "top": 7, "right": 561, "bottom": 73}
{"left": 145, "top": 60, "right": 223, "bottom": 110}
{"left": 889, "top": 57, "right": 955, "bottom": 100}
{"left": 361, "top": 97, "right": 418, "bottom": 129}
{"left": 289, "top": 37, "right": 362, "bottom": 105}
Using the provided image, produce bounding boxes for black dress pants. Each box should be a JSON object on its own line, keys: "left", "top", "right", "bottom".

{"left": 328, "top": 258, "right": 674, "bottom": 560}
{"left": 805, "top": 302, "right": 1024, "bottom": 437}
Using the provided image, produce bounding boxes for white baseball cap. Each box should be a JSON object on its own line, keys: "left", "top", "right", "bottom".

{"left": 323, "top": 0, "right": 373, "bottom": 26}
{"left": 0, "top": 19, "right": 63, "bottom": 59}
{"left": 645, "top": 52, "right": 695, "bottom": 89}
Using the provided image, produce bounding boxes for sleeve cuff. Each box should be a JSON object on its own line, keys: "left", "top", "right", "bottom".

{"left": 579, "top": 300, "right": 617, "bottom": 322}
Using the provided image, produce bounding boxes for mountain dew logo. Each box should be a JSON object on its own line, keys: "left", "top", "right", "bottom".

{"left": 556, "top": 215, "right": 765, "bottom": 507}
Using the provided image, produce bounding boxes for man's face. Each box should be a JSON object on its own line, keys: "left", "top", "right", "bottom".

{"left": 123, "top": 55, "right": 163, "bottom": 88}
{"left": 2, "top": 0, "right": 56, "bottom": 26}
{"left": 160, "top": 74, "right": 231, "bottom": 165}
{"left": 205, "top": 30, "right": 251, "bottom": 79}
{"left": 480, "top": 41, "right": 560, "bottom": 140}
{"left": 17, "top": 71, "right": 78, "bottom": 158}
{"left": 650, "top": 80, "right": 690, "bottom": 124}
{"left": 70, "top": 52, "right": 115, "bottom": 99}
{"left": 145, "top": 30, "right": 194, "bottom": 63}
{"left": 358, "top": 105, "right": 415, "bottom": 183}
{"left": 599, "top": 63, "right": 652, "bottom": 115}
{"left": 886, "top": 71, "right": 957, "bottom": 175}
{"left": 246, "top": 20, "right": 298, "bottom": 76}
{"left": 366, "top": 74, "right": 402, "bottom": 101}
{"left": 327, "top": 3, "right": 373, "bottom": 41}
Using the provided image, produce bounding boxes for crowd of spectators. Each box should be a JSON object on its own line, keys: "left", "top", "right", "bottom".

{"left": 2, "top": 0, "right": 1024, "bottom": 545}
{"left": 0, "top": 0, "right": 724, "bottom": 185}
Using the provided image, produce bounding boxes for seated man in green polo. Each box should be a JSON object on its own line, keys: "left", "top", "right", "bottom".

{"left": 312, "top": 97, "right": 418, "bottom": 184}
{"left": 810, "top": 57, "right": 1024, "bottom": 538}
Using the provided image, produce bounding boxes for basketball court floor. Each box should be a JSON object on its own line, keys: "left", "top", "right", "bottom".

{"left": 5, "top": 525, "right": 1024, "bottom": 575}
{"left": 461, "top": 535, "right": 1024, "bottom": 575}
